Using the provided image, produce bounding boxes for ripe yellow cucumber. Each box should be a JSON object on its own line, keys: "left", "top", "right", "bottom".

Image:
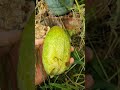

{"left": 42, "top": 26, "right": 71, "bottom": 77}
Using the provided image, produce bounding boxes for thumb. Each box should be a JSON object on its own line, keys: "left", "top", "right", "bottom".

{"left": 35, "top": 39, "right": 44, "bottom": 46}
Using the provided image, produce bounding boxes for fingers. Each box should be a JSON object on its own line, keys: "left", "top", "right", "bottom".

{"left": 35, "top": 39, "right": 44, "bottom": 46}
{"left": 66, "top": 58, "right": 74, "bottom": 67}
{"left": 85, "top": 46, "right": 93, "bottom": 62}
{"left": 70, "top": 46, "right": 74, "bottom": 52}
{"left": 85, "top": 47, "right": 94, "bottom": 89}
{"left": 69, "top": 46, "right": 74, "bottom": 65}
{"left": 69, "top": 57, "right": 74, "bottom": 65}
{"left": 35, "top": 64, "right": 47, "bottom": 85}
{"left": 85, "top": 74, "right": 94, "bottom": 89}
{"left": 0, "top": 30, "right": 22, "bottom": 46}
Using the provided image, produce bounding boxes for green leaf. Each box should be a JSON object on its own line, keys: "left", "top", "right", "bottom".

{"left": 71, "top": 49, "right": 84, "bottom": 65}
{"left": 17, "top": 12, "right": 35, "bottom": 90}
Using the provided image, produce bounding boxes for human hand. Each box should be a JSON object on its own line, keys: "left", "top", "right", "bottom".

{"left": 0, "top": 30, "right": 22, "bottom": 90}
{"left": 85, "top": 46, "right": 94, "bottom": 90}
{"left": 35, "top": 38, "right": 74, "bottom": 85}
{"left": 0, "top": 30, "right": 22, "bottom": 57}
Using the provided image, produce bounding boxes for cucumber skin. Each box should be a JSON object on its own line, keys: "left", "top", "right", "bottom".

{"left": 42, "top": 26, "right": 71, "bottom": 77}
